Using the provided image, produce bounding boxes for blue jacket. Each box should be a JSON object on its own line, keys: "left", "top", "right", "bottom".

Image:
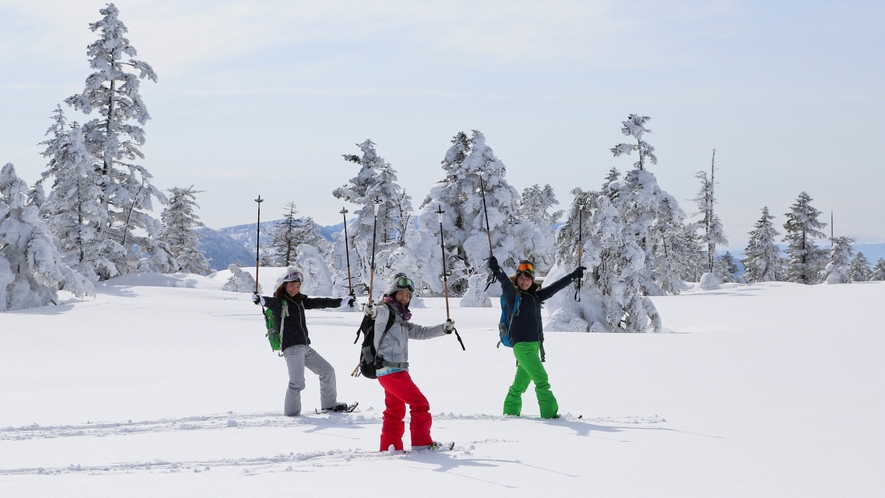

{"left": 493, "top": 268, "right": 579, "bottom": 345}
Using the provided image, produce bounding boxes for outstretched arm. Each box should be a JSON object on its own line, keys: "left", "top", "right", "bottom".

{"left": 538, "top": 267, "right": 585, "bottom": 301}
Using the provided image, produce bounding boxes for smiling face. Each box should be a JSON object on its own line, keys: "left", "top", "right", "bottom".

{"left": 517, "top": 273, "right": 533, "bottom": 291}
{"left": 284, "top": 281, "right": 301, "bottom": 297}
{"left": 395, "top": 289, "right": 412, "bottom": 305}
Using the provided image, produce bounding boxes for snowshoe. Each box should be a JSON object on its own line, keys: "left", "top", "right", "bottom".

{"left": 319, "top": 402, "right": 358, "bottom": 414}
{"left": 413, "top": 441, "right": 454, "bottom": 452}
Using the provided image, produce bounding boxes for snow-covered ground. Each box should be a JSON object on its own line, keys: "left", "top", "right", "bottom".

{"left": 1, "top": 268, "right": 883, "bottom": 497}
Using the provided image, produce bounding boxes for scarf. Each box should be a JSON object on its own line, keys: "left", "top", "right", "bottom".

{"left": 382, "top": 295, "right": 411, "bottom": 321}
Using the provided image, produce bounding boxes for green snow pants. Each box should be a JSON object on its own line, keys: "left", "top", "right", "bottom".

{"left": 503, "top": 341, "right": 559, "bottom": 419}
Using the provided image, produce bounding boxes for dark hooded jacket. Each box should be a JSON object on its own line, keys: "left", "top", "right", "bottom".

{"left": 493, "top": 267, "right": 580, "bottom": 345}
{"left": 262, "top": 293, "right": 342, "bottom": 351}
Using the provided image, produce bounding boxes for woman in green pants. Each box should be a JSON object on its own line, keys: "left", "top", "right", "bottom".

{"left": 488, "top": 257, "right": 585, "bottom": 419}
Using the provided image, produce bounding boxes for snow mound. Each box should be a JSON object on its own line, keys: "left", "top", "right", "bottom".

{"left": 100, "top": 272, "right": 224, "bottom": 290}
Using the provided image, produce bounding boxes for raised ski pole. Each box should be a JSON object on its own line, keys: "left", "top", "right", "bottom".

{"left": 572, "top": 200, "right": 584, "bottom": 301}
{"left": 353, "top": 199, "right": 383, "bottom": 349}
{"left": 437, "top": 205, "right": 465, "bottom": 351}
{"left": 254, "top": 195, "right": 263, "bottom": 294}
{"left": 256, "top": 195, "right": 281, "bottom": 356}
{"left": 479, "top": 175, "right": 495, "bottom": 291}
{"left": 340, "top": 207, "right": 355, "bottom": 306}
{"left": 367, "top": 199, "right": 382, "bottom": 307}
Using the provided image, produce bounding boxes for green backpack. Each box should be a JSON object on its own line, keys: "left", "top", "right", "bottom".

{"left": 264, "top": 300, "right": 287, "bottom": 354}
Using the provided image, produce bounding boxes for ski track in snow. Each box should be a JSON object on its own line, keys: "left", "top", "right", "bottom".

{"left": 0, "top": 412, "right": 665, "bottom": 476}
{"left": 0, "top": 411, "right": 665, "bottom": 442}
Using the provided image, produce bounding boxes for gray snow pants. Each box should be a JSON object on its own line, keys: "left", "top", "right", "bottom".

{"left": 282, "top": 344, "right": 338, "bottom": 416}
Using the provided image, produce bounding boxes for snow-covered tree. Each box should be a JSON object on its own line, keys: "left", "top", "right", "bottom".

{"left": 37, "top": 106, "right": 115, "bottom": 282}
{"left": 782, "top": 192, "right": 827, "bottom": 284}
{"left": 670, "top": 221, "right": 707, "bottom": 282}
{"left": 262, "top": 203, "right": 330, "bottom": 268}
{"left": 223, "top": 264, "right": 258, "bottom": 293}
{"left": 714, "top": 251, "right": 740, "bottom": 283}
{"left": 610, "top": 114, "right": 657, "bottom": 171}
{"left": 871, "top": 258, "right": 885, "bottom": 281}
{"left": 160, "top": 186, "right": 208, "bottom": 274}
{"left": 418, "top": 130, "right": 542, "bottom": 297}
{"left": 295, "top": 244, "right": 334, "bottom": 297}
{"left": 549, "top": 116, "right": 684, "bottom": 333}
{"left": 516, "top": 184, "right": 562, "bottom": 272}
{"left": 0, "top": 163, "right": 95, "bottom": 311}
{"left": 848, "top": 252, "right": 872, "bottom": 282}
{"left": 693, "top": 150, "right": 728, "bottom": 272}
{"left": 820, "top": 236, "right": 854, "bottom": 284}
{"left": 332, "top": 140, "right": 413, "bottom": 300}
{"left": 742, "top": 206, "right": 784, "bottom": 283}
{"left": 63, "top": 3, "right": 170, "bottom": 278}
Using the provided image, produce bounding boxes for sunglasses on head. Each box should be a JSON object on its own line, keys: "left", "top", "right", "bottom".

{"left": 284, "top": 271, "right": 303, "bottom": 283}
{"left": 517, "top": 262, "right": 534, "bottom": 274}
{"left": 395, "top": 277, "right": 414, "bottom": 292}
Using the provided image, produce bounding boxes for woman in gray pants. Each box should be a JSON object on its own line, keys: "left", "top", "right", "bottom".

{"left": 253, "top": 269, "right": 356, "bottom": 415}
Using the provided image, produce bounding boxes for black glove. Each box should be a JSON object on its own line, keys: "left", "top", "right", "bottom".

{"left": 571, "top": 266, "right": 586, "bottom": 279}
{"left": 443, "top": 319, "right": 456, "bottom": 334}
{"left": 251, "top": 292, "right": 262, "bottom": 305}
{"left": 346, "top": 294, "right": 356, "bottom": 308}
{"left": 488, "top": 256, "right": 500, "bottom": 274}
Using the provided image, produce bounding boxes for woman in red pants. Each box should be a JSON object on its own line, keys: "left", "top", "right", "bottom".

{"left": 364, "top": 274, "right": 455, "bottom": 451}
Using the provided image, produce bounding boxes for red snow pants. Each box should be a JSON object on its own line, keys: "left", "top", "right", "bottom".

{"left": 376, "top": 371, "right": 433, "bottom": 451}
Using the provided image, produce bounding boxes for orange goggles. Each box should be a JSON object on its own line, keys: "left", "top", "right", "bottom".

{"left": 517, "top": 262, "right": 534, "bottom": 274}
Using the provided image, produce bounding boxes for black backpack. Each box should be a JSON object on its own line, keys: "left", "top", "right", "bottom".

{"left": 352, "top": 304, "right": 396, "bottom": 379}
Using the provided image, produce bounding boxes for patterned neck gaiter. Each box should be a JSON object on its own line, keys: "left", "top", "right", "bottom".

{"left": 382, "top": 295, "right": 412, "bottom": 321}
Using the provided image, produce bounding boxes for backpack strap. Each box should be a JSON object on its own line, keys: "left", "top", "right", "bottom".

{"left": 278, "top": 300, "right": 289, "bottom": 357}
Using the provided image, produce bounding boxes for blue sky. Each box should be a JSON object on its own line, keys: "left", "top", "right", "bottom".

{"left": 1, "top": 0, "right": 883, "bottom": 247}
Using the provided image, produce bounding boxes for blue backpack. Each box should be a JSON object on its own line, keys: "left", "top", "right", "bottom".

{"left": 497, "top": 293, "right": 521, "bottom": 348}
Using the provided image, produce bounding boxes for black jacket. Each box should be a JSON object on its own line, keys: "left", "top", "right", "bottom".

{"left": 493, "top": 268, "right": 578, "bottom": 345}
{"left": 262, "top": 293, "right": 342, "bottom": 351}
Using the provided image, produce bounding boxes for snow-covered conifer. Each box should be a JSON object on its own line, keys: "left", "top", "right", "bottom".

{"left": 332, "top": 140, "right": 413, "bottom": 300}
{"left": 517, "top": 184, "right": 562, "bottom": 271}
{"left": 37, "top": 107, "right": 116, "bottom": 281}
{"left": 714, "top": 251, "right": 740, "bottom": 283}
{"left": 742, "top": 206, "right": 784, "bottom": 283}
{"left": 64, "top": 3, "right": 170, "bottom": 278}
{"left": 0, "top": 164, "right": 95, "bottom": 311}
{"left": 782, "top": 192, "right": 827, "bottom": 284}
{"left": 418, "top": 130, "right": 537, "bottom": 297}
{"left": 265, "top": 203, "right": 301, "bottom": 267}
{"left": 160, "top": 186, "right": 208, "bottom": 274}
{"left": 871, "top": 258, "right": 885, "bottom": 281}
{"left": 610, "top": 114, "right": 657, "bottom": 170}
{"left": 848, "top": 252, "right": 872, "bottom": 282}
{"left": 693, "top": 150, "right": 728, "bottom": 272}
{"left": 820, "top": 236, "right": 854, "bottom": 284}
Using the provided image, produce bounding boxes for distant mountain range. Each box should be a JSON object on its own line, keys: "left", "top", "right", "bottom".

{"left": 199, "top": 221, "right": 885, "bottom": 273}
{"left": 198, "top": 219, "right": 345, "bottom": 271}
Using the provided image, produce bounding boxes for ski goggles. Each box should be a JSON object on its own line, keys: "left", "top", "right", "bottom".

{"left": 394, "top": 277, "right": 414, "bottom": 292}
{"left": 517, "top": 262, "right": 535, "bottom": 275}
{"left": 282, "top": 271, "right": 303, "bottom": 283}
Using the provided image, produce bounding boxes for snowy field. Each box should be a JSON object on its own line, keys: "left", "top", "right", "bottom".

{"left": 1, "top": 267, "right": 883, "bottom": 497}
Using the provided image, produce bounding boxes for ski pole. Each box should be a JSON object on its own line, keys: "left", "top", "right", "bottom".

{"left": 575, "top": 201, "right": 583, "bottom": 302}
{"left": 340, "top": 207, "right": 355, "bottom": 305}
{"left": 367, "top": 198, "right": 382, "bottom": 306}
{"left": 254, "top": 195, "right": 263, "bottom": 293}
{"left": 437, "top": 205, "right": 465, "bottom": 351}
{"left": 353, "top": 199, "right": 383, "bottom": 346}
{"left": 479, "top": 175, "right": 495, "bottom": 292}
